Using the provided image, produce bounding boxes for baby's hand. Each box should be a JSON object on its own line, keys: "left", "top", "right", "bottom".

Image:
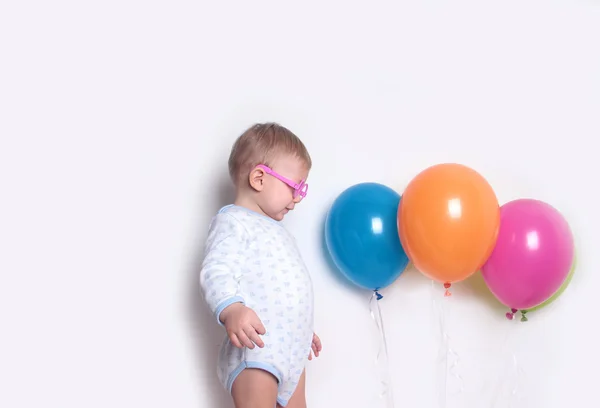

{"left": 220, "top": 303, "right": 266, "bottom": 349}
{"left": 308, "top": 332, "right": 322, "bottom": 360}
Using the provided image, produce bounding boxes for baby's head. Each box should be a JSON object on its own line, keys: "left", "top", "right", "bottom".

{"left": 229, "top": 122, "right": 312, "bottom": 221}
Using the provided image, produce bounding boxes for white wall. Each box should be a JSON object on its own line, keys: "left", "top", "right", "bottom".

{"left": 1, "top": 1, "right": 598, "bottom": 407}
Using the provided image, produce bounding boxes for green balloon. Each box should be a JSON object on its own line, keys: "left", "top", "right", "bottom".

{"left": 523, "top": 253, "right": 576, "bottom": 313}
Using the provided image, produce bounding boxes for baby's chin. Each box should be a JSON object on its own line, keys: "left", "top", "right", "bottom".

{"left": 270, "top": 209, "right": 289, "bottom": 221}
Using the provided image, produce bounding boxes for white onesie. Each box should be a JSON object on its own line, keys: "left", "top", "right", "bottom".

{"left": 200, "top": 204, "right": 314, "bottom": 407}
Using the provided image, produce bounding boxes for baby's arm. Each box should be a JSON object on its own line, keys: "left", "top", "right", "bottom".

{"left": 199, "top": 212, "right": 266, "bottom": 348}
{"left": 200, "top": 212, "right": 247, "bottom": 323}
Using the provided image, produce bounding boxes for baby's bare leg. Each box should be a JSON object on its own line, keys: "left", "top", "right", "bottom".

{"left": 278, "top": 370, "right": 306, "bottom": 408}
{"left": 232, "top": 368, "right": 278, "bottom": 408}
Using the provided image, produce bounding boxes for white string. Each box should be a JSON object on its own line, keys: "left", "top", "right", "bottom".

{"left": 509, "top": 325, "right": 525, "bottom": 407}
{"left": 431, "top": 281, "right": 464, "bottom": 408}
{"left": 369, "top": 291, "right": 395, "bottom": 408}
{"left": 489, "top": 315, "right": 525, "bottom": 407}
{"left": 490, "top": 323, "right": 511, "bottom": 407}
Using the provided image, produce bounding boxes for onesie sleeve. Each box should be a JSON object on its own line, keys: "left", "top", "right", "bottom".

{"left": 200, "top": 212, "right": 248, "bottom": 326}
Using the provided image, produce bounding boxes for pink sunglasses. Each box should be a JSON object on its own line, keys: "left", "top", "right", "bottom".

{"left": 257, "top": 164, "right": 308, "bottom": 198}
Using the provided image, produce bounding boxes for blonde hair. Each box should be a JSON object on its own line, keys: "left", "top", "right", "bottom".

{"left": 228, "top": 122, "right": 312, "bottom": 185}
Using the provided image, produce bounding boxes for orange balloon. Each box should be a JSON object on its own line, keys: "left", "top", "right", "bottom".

{"left": 398, "top": 163, "right": 500, "bottom": 284}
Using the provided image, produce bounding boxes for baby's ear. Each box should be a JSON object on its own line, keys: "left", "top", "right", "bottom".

{"left": 248, "top": 166, "right": 266, "bottom": 192}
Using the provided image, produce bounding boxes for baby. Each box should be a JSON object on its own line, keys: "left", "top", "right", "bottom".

{"left": 200, "top": 123, "right": 322, "bottom": 408}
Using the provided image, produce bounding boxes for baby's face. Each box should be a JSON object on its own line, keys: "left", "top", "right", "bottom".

{"left": 260, "top": 155, "right": 309, "bottom": 221}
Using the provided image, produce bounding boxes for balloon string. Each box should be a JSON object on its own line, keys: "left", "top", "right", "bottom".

{"left": 456, "top": 281, "right": 523, "bottom": 407}
{"left": 369, "top": 290, "right": 395, "bottom": 408}
{"left": 431, "top": 281, "right": 463, "bottom": 408}
{"left": 489, "top": 325, "right": 510, "bottom": 407}
{"left": 509, "top": 330, "right": 525, "bottom": 406}
{"left": 490, "top": 319, "right": 524, "bottom": 407}
{"left": 432, "top": 281, "right": 448, "bottom": 408}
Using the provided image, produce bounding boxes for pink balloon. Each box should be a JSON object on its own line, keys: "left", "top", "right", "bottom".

{"left": 481, "top": 199, "right": 574, "bottom": 310}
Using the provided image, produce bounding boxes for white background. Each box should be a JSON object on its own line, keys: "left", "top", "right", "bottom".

{"left": 1, "top": 1, "right": 598, "bottom": 407}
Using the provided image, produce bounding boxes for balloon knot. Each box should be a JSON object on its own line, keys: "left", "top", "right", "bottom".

{"left": 443, "top": 282, "right": 452, "bottom": 297}
{"left": 375, "top": 291, "right": 383, "bottom": 300}
{"left": 506, "top": 308, "right": 518, "bottom": 320}
{"left": 520, "top": 310, "right": 528, "bottom": 322}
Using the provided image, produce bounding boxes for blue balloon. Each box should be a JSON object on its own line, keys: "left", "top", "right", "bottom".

{"left": 324, "top": 182, "right": 409, "bottom": 291}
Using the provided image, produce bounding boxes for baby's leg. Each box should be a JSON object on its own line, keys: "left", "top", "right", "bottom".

{"left": 278, "top": 370, "right": 306, "bottom": 408}
{"left": 232, "top": 368, "right": 278, "bottom": 408}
